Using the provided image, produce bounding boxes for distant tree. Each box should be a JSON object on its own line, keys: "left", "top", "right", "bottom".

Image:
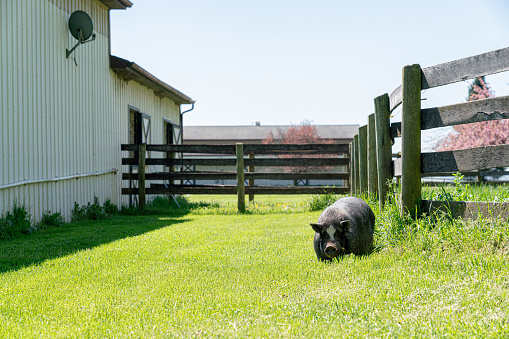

{"left": 434, "top": 76, "right": 509, "bottom": 151}
{"left": 262, "top": 120, "right": 335, "bottom": 176}
{"left": 263, "top": 120, "right": 325, "bottom": 145}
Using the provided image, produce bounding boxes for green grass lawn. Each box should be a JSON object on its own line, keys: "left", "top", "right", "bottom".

{"left": 1, "top": 195, "right": 509, "bottom": 338}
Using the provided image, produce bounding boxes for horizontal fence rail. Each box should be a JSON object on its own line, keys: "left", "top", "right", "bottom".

{"left": 121, "top": 143, "right": 350, "bottom": 155}
{"left": 389, "top": 46, "right": 509, "bottom": 112}
{"left": 122, "top": 143, "right": 350, "bottom": 212}
{"left": 122, "top": 157, "right": 350, "bottom": 167}
{"left": 122, "top": 172, "right": 350, "bottom": 181}
{"left": 123, "top": 185, "right": 349, "bottom": 195}
{"left": 351, "top": 45, "right": 509, "bottom": 219}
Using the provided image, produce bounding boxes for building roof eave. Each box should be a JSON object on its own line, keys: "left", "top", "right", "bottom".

{"left": 99, "top": 0, "right": 133, "bottom": 9}
{"left": 110, "top": 55, "right": 195, "bottom": 105}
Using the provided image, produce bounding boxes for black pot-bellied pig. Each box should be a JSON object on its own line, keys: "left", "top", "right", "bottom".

{"left": 311, "top": 197, "right": 375, "bottom": 261}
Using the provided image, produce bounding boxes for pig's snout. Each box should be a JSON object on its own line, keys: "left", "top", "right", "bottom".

{"left": 324, "top": 243, "right": 341, "bottom": 258}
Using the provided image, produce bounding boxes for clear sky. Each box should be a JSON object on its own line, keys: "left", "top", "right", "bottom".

{"left": 110, "top": 0, "right": 509, "bottom": 128}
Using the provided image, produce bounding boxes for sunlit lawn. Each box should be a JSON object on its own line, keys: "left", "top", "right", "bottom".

{"left": 186, "top": 194, "right": 311, "bottom": 205}
{"left": 1, "top": 194, "right": 509, "bottom": 338}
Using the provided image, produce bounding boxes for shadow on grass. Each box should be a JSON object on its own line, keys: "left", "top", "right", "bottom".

{"left": 0, "top": 214, "right": 191, "bottom": 274}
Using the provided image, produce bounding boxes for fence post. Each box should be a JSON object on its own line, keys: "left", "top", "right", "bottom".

{"left": 354, "top": 134, "right": 360, "bottom": 196}
{"left": 358, "top": 125, "right": 368, "bottom": 194}
{"left": 349, "top": 142, "right": 353, "bottom": 195}
{"left": 354, "top": 134, "right": 361, "bottom": 195}
{"left": 367, "top": 114, "right": 378, "bottom": 198}
{"left": 138, "top": 143, "right": 146, "bottom": 210}
{"left": 401, "top": 64, "right": 422, "bottom": 216}
{"left": 374, "top": 93, "right": 392, "bottom": 210}
{"left": 248, "top": 152, "right": 255, "bottom": 202}
{"left": 236, "top": 143, "right": 246, "bottom": 213}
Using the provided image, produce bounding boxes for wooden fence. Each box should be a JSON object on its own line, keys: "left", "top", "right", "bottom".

{"left": 121, "top": 143, "right": 350, "bottom": 212}
{"left": 351, "top": 46, "right": 509, "bottom": 219}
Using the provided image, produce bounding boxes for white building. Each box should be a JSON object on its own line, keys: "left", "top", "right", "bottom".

{"left": 0, "top": 0, "right": 195, "bottom": 220}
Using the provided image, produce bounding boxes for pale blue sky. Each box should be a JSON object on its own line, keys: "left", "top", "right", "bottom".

{"left": 110, "top": 0, "right": 509, "bottom": 127}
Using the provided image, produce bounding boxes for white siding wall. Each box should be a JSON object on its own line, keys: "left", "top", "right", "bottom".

{"left": 0, "top": 0, "right": 182, "bottom": 220}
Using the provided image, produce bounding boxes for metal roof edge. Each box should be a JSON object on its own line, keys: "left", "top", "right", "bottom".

{"left": 99, "top": 0, "right": 133, "bottom": 10}
{"left": 110, "top": 55, "right": 195, "bottom": 105}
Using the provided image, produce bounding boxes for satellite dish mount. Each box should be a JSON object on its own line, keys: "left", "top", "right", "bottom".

{"left": 66, "top": 11, "right": 96, "bottom": 61}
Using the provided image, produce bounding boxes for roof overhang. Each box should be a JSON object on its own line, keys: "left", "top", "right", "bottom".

{"left": 110, "top": 55, "right": 195, "bottom": 105}
{"left": 99, "top": 0, "right": 133, "bottom": 9}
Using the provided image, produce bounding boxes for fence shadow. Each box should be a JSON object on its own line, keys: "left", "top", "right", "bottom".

{"left": 0, "top": 214, "right": 191, "bottom": 274}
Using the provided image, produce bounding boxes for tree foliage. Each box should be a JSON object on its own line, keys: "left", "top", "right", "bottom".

{"left": 263, "top": 120, "right": 331, "bottom": 145}
{"left": 262, "top": 120, "right": 334, "bottom": 173}
{"left": 434, "top": 76, "right": 509, "bottom": 151}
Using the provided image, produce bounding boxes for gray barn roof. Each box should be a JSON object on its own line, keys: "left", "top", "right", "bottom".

{"left": 183, "top": 125, "right": 359, "bottom": 142}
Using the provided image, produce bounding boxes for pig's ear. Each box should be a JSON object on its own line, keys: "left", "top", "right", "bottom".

{"left": 340, "top": 220, "right": 351, "bottom": 232}
{"left": 310, "top": 223, "right": 323, "bottom": 233}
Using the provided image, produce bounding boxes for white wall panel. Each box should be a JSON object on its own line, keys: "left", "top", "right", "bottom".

{"left": 0, "top": 0, "right": 184, "bottom": 221}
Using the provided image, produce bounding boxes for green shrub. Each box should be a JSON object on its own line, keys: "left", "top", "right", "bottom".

{"left": 71, "top": 202, "right": 87, "bottom": 221}
{"left": 103, "top": 199, "right": 118, "bottom": 216}
{"left": 85, "top": 203, "right": 107, "bottom": 220}
{"left": 37, "top": 211, "right": 65, "bottom": 229}
{"left": 0, "top": 203, "right": 31, "bottom": 239}
{"left": 72, "top": 199, "right": 116, "bottom": 221}
{"left": 308, "top": 192, "right": 341, "bottom": 211}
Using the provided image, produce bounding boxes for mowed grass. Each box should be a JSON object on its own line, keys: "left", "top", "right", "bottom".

{"left": 1, "top": 196, "right": 509, "bottom": 337}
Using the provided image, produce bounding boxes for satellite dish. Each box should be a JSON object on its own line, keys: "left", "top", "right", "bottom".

{"left": 68, "top": 11, "right": 94, "bottom": 42}
{"left": 66, "top": 10, "right": 96, "bottom": 61}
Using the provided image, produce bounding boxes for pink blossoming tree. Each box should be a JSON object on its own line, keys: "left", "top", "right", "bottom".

{"left": 263, "top": 120, "right": 334, "bottom": 175}
{"left": 434, "top": 76, "right": 509, "bottom": 151}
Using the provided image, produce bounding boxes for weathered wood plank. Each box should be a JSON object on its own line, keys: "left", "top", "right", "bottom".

{"left": 389, "top": 85, "right": 402, "bottom": 112}
{"left": 349, "top": 142, "right": 354, "bottom": 195}
{"left": 422, "top": 199, "right": 509, "bottom": 220}
{"left": 123, "top": 186, "right": 238, "bottom": 195}
{"left": 243, "top": 143, "right": 350, "bottom": 154}
{"left": 122, "top": 157, "right": 349, "bottom": 167}
{"left": 121, "top": 143, "right": 350, "bottom": 155}
{"left": 421, "top": 171, "right": 481, "bottom": 178}
{"left": 421, "top": 144, "right": 509, "bottom": 174}
{"left": 390, "top": 122, "right": 401, "bottom": 138}
{"left": 374, "top": 93, "right": 393, "bottom": 208}
{"left": 421, "top": 46, "right": 509, "bottom": 89}
{"left": 122, "top": 172, "right": 350, "bottom": 181}
{"left": 122, "top": 144, "right": 236, "bottom": 154}
{"left": 122, "top": 172, "right": 237, "bottom": 180}
{"left": 393, "top": 158, "right": 402, "bottom": 177}
{"left": 401, "top": 64, "right": 422, "bottom": 216}
{"left": 122, "top": 158, "right": 238, "bottom": 166}
{"left": 122, "top": 185, "right": 349, "bottom": 195}
{"left": 245, "top": 158, "right": 350, "bottom": 167}
{"left": 388, "top": 47, "right": 509, "bottom": 111}
{"left": 245, "top": 186, "right": 349, "bottom": 195}
{"left": 421, "top": 95, "right": 509, "bottom": 130}
{"left": 248, "top": 153, "right": 255, "bottom": 202}
{"left": 353, "top": 134, "right": 360, "bottom": 195}
{"left": 368, "top": 114, "right": 378, "bottom": 196}
{"left": 358, "top": 125, "right": 368, "bottom": 194}
{"left": 246, "top": 172, "right": 349, "bottom": 180}
{"left": 236, "top": 143, "right": 246, "bottom": 213}
{"left": 138, "top": 144, "right": 146, "bottom": 210}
